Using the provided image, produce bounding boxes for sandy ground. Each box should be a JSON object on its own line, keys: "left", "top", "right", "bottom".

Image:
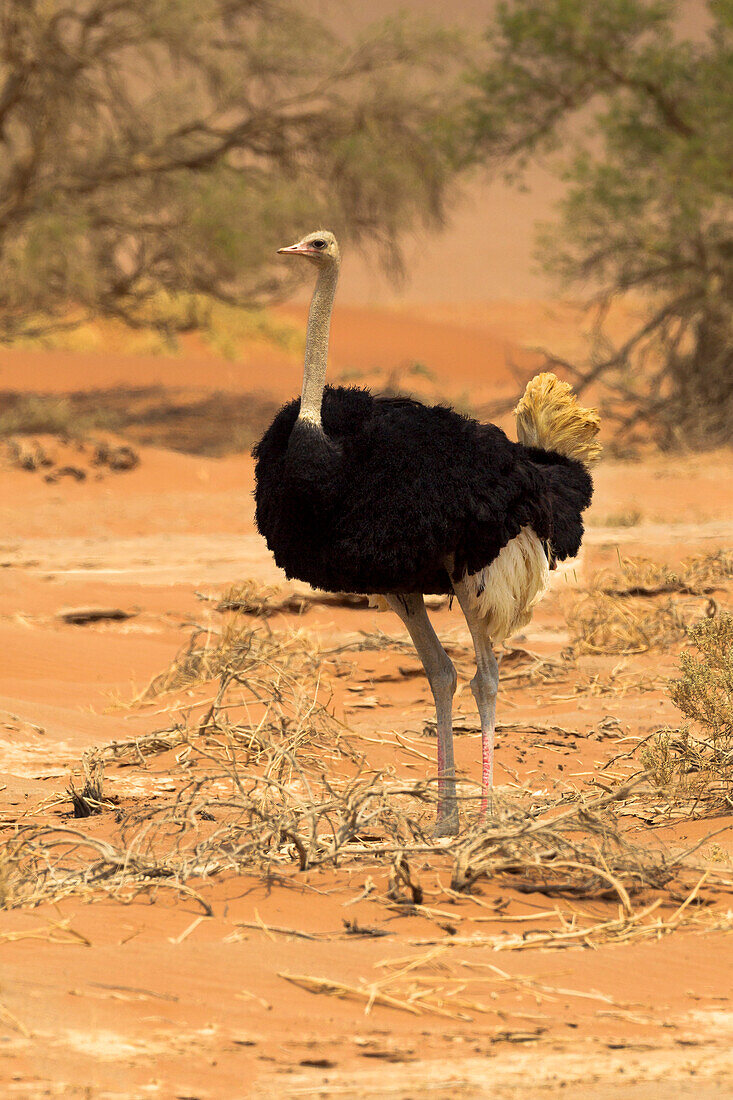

{"left": 1, "top": 303, "right": 732, "bottom": 1099}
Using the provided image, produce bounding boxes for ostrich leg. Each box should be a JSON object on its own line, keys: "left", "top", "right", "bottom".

{"left": 385, "top": 594, "right": 459, "bottom": 836}
{"left": 451, "top": 577, "right": 499, "bottom": 814}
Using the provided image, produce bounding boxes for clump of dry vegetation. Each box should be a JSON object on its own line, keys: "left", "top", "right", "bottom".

{"left": 213, "top": 581, "right": 313, "bottom": 617}
{"left": 642, "top": 614, "right": 733, "bottom": 812}
{"left": 130, "top": 615, "right": 342, "bottom": 784}
{"left": 600, "top": 551, "right": 733, "bottom": 598}
{"left": 210, "top": 580, "right": 376, "bottom": 617}
{"left": 567, "top": 551, "right": 732, "bottom": 655}
{"left": 3, "top": 434, "right": 140, "bottom": 482}
{"left": 0, "top": 764, "right": 711, "bottom": 955}
{"left": 0, "top": 393, "right": 118, "bottom": 440}
{"left": 592, "top": 508, "right": 643, "bottom": 529}
{"left": 141, "top": 614, "right": 319, "bottom": 699}
{"left": 0, "top": 612, "right": 694, "bottom": 923}
{"left": 450, "top": 785, "right": 673, "bottom": 900}
{"left": 67, "top": 756, "right": 113, "bottom": 818}
{"left": 0, "top": 388, "right": 279, "bottom": 456}
{"left": 0, "top": 599, "right": 726, "bottom": 946}
{"left": 567, "top": 593, "right": 693, "bottom": 655}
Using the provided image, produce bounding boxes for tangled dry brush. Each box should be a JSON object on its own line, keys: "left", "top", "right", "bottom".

{"left": 1, "top": 593, "right": 725, "bottom": 925}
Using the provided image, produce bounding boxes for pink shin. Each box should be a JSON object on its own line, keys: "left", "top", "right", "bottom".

{"left": 481, "top": 729, "right": 494, "bottom": 812}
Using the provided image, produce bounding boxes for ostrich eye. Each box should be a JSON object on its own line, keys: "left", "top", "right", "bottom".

{"left": 311, "top": 239, "right": 326, "bottom": 249}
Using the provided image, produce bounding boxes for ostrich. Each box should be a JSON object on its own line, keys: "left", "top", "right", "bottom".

{"left": 253, "top": 230, "right": 600, "bottom": 835}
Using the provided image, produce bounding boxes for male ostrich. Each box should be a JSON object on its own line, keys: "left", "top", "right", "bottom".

{"left": 253, "top": 230, "right": 600, "bottom": 835}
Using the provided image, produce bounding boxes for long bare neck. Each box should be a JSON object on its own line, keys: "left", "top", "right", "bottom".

{"left": 299, "top": 262, "right": 339, "bottom": 426}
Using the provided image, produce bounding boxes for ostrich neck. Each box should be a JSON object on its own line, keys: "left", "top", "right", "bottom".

{"left": 299, "top": 263, "right": 338, "bottom": 426}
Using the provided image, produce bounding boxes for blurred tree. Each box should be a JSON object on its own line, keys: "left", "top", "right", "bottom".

{"left": 469, "top": 0, "right": 733, "bottom": 448}
{"left": 0, "top": 0, "right": 461, "bottom": 340}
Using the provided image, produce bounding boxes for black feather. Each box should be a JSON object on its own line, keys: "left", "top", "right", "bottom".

{"left": 253, "top": 386, "right": 593, "bottom": 595}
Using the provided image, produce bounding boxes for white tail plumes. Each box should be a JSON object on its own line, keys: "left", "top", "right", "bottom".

{"left": 468, "top": 526, "right": 550, "bottom": 644}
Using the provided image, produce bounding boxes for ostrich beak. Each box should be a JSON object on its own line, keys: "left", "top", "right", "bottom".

{"left": 277, "top": 241, "right": 319, "bottom": 256}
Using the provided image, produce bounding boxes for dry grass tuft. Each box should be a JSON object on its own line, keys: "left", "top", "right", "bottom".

{"left": 130, "top": 617, "right": 345, "bottom": 788}
{"left": 567, "top": 551, "right": 731, "bottom": 654}
{"left": 67, "top": 756, "right": 113, "bottom": 818}
{"left": 600, "top": 551, "right": 733, "bottom": 598}
{"left": 642, "top": 613, "right": 733, "bottom": 811}
{"left": 597, "top": 509, "right": 643, "bottom": 528}
{"left": 211, "top": 580, "right": 376, "bottom": 617}
{"left": 214, "top": 581, "right": 312, "bottom": 617}
{"left": 567, "top": 592, "right": 695, "bottom": 654}
{"left": 141, "top": 614, "right": 320, "bottom": 698}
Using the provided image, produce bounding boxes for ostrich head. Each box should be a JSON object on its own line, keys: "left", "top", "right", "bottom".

{"left": 278, "top": 230, "right": 340, "bottom": 269}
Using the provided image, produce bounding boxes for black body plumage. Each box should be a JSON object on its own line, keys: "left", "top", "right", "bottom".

{"left": 253, "top": 386, "right": 593, "bottom": 595}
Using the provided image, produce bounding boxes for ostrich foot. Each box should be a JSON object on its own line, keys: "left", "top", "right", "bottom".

{"left": 433, "top": 807, "right": 459, "bottom": 838}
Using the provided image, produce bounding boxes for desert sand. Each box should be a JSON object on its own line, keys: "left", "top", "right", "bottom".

{"left": 1, "top": 301, "right": 732, "bottom": 1099}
